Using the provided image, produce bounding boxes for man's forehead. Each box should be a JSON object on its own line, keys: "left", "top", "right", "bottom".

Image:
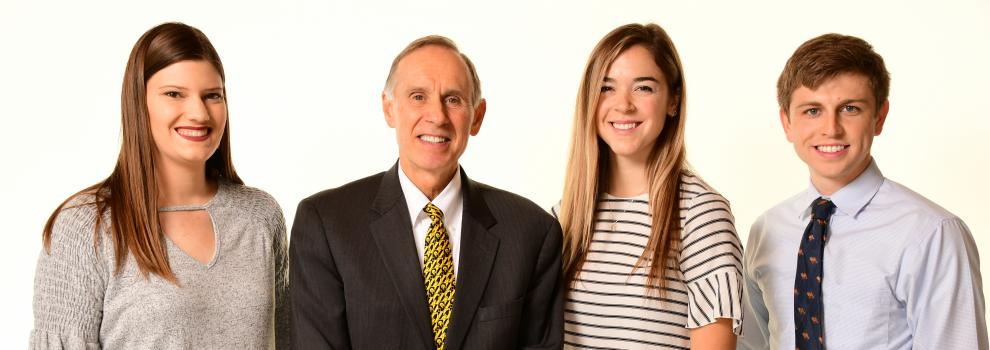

{"left": 792, "top": 75, "right": 874, "bottom": 102}
{"left": 394, "top": 46, "right": 470, "bottom": 83}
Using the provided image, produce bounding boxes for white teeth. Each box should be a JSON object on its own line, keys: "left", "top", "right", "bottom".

{"left": 419, "top": 135, "right": 448, "bottom": 143}
{"left": 816, "top": 145, "right": 846, "bottom": 153}
{"left": 177, "top": 128, "right": 207, "bottom": 137}
{"left": 612, "top": 122, "right": 637, "bottom": 130}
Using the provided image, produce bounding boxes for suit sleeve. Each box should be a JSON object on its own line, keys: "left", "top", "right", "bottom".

{"left": 290, "top": 199, "right": 351, "bottom": 349}
{"left": 897, "top": 218, "right": 988, "bottom": 349}
{"left": 520, "top": 218, "right": 564, "bottom": 349}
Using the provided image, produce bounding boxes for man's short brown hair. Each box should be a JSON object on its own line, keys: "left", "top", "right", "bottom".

{"left": 777, "top": 33, "right": 890, "bottom": 113}
{"left": 383, "top": 35, "right": 483, "bottom": 107}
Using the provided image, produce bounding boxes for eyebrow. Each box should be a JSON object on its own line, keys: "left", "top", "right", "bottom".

{"left": 403, "top": 86, "right": 467, "bottom": 97}
{"left": 156, "top": 85, "right": 223, "bottom": 91}
{"left": 442, "top": 88, "right": 466, "bottom": 98}
{"left": 839, "top": 98, "right": 870, "bottom": 105}
{"left": 603, "top": 76, "right": 660, "bottom": 83}
{"left": 794, "top": 98, "right": 871, "bottom": 109}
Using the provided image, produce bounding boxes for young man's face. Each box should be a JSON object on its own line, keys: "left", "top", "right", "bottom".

{"left": 781, "top": 73, "right": 889, "bottom": 195}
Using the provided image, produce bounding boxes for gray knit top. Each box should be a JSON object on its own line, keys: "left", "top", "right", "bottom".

{"left": 31, "top": 181, "right": 290, "bottom": 349}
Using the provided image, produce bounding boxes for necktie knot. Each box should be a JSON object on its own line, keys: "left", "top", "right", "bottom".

{"left": 424, "top": 202, "right": 444, "bottom": 221}
{"left": 811, "top": 198, "right": 835, "bottom": 221}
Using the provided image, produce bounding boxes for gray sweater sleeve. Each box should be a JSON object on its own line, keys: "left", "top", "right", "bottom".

{"left": 31, "top": 201, "right": 106, "bottom": 349}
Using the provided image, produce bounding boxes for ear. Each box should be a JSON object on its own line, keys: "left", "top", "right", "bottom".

{"left": 874, "top": 99, "right": 889, "bottom": 136}
{"left": 780, "top": 107, "right": 795, "bottom": 142}
{"left": 667, "top": 94, "right": 680, "bottom": 117}
{"left": 382, "top": 92, "right": 396, "bottom": 128}
{"left": 469, "top": 98, "right": 487, "bottom": 136}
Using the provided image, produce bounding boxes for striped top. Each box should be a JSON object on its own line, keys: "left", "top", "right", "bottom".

{"left": 553, "top": 174, "right": 743, "bottom": 349}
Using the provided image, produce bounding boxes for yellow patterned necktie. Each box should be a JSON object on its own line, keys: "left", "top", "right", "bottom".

{"left": 423, "top": 203, "right": 455, "bottom": 350}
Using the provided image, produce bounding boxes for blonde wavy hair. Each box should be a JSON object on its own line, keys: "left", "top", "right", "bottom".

{"left": 559, "top": 23, "right": 689, "bottom": 297}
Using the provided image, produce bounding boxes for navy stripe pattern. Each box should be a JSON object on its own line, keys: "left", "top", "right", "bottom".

{"left": 554, "top": 174, "right": 744, "bottom": 349}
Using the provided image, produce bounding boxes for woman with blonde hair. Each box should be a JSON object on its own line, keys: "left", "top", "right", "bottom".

{"left": 554, "top": 23, "right": 742, "bottom": 349}
{"left": 31, "top": 22, "right": 289, "bottom": 348}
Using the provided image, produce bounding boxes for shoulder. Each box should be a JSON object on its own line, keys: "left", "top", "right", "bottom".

{"left": 877, "top": 178, "right": 959, "bottom": 222}
{"left": 755, "top": 189, "right": 807, "bottom": 226}
{"left": 218, "top": 181, "right": 284, "bottom": 221}
{"left": 874, "top": 178, "right": 971, "bottom": 246}
{"left": 299, "top": 171, "right": 385, "bottom": 211}
{"left": 677, "top": 172, "right": 741, "bottom": 240}
{"left": 679, "top": 172, "right": 723, "bottom": 199}
{"left": 471, "top": 180, "right": 555, "bottom": 223}
{"left": 468, "top": 180, "right": 560, "bottom": 245}
{"left": 550, "top": 200, "right": 561, "bottom": 221}
{"left": 44, "top": 190, "right": 108, "bottom": 260}
{"left": 746, "top": 189, "right": 808, "bottom": 250}
{"left": 678, "top": 172, "right": 732, "bottom": 214}
{"left": 50, "top": 191, "right": 104, "bottom": 240}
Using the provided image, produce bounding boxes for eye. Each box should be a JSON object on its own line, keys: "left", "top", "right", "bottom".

{"left": 600, "top": 85, "right": 615, "bottom": 93}
{"left": 634, "top": 85, "right": 655, "bottom": 93}
{"left": 205, "top": 92, "right": 224, "bottom": 101}
{"left": 444, "top": 96, "right": 462, "bottom": 106}
{"left": 841, "top": 105, "right": 860, "bottom": 114}
{"left": 411, "top": 93, "right": 426, "bottom": 102}
{"left": 164, "top": 91, "right": 182, "bottom": 98}
{"left": 804, "top": 108, "right": 820, "bottom": 117}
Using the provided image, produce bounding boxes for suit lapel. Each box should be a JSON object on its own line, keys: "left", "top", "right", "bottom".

{"left": 446, "top": 170, "right": 500, "bottom": 350}
{"left": 369, "top": 163, "right": 434, "bottom": 349}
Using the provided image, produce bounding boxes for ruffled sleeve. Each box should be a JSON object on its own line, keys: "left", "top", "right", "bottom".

{"left": 31, "top": 201, "right": 107, "bottom": 349}
{"left": 679, "top": 190, "right": 744, "bottom": 334}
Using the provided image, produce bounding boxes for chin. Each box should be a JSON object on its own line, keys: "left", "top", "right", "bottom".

{"left": 607, "top": 146, "right": 642, "bottom": 158}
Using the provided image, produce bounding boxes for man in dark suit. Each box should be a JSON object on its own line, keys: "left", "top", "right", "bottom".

{"left": 290, "top": 35, "right": 564, "bottom": 349}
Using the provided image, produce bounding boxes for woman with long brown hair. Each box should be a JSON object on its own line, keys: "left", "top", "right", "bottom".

{"left": 31, "top": 22, "right": 288, "bottom": 348}
{"left": 553, "top": 23, "right": 742, "bottom": 349}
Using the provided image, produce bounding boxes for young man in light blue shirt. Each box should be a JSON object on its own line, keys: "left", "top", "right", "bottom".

{"left": 739, "top": 33, "right": 987, "bottom": 350}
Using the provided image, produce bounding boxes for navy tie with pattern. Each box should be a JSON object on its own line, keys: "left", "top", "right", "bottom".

{"left": 794, "top": 197, "right": 835, "bottom": 349}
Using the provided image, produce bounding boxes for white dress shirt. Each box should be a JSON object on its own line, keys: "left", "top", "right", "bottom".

{"left": 397, "top": 165, "right": 463, "bottom": 277}
{"left": 739, "top": 160, "right": 987, "bottom": 350}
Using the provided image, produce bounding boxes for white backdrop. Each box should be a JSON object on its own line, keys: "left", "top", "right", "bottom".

{"left": 2, "top": 0, "right": 988, "bottom": 344}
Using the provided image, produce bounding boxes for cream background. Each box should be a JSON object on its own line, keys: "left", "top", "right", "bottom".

{"left": 2, "top": 0, "right": 988, "bottom": 344}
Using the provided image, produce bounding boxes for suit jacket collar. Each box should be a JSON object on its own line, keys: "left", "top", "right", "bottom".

{"left": 370, "top": 162, "right": 500, "bottom": 349}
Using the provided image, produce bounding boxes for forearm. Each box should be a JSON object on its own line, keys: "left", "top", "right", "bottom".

{"left": 690, "top": 318, "right": 737, "bottom": 350}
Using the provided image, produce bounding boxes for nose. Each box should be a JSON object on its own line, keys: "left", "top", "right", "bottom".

{"left": 184, "top": 97, "right": 211, "bottom": 122}
{"left": 822, "top": 111, "right": 844, "bottom": 137}
{"left": 423, "top": 97, "right": 450, "bottom": 125}
{"left": 613, "top": 90, "right": 636, "bottom": 114}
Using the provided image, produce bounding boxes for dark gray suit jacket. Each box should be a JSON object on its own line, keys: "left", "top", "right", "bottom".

{"left": 290, "top": 164, "right": 564, "bottom": 349}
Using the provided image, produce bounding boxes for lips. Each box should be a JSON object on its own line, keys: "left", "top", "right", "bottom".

{"left": 608, "top": 120, "right": 643, "bottom": 131}
{"left": 418, "top": 134, "right": 450, "bottom": 144}
{"left": 815, "top": 144, "right": 848, "bottom": 153}
{"left": 175, "top": 127, "right": 210, "bottom": 142}
{"left": 608, "top": 121, "right": 642, "bottom": 133}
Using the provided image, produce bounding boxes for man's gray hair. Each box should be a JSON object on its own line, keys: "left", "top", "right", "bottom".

{"left": 383, "top": 35, "right": 483, "bottom": 107}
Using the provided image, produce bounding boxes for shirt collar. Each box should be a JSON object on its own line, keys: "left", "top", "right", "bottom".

{"left": 801, "top": 158, "right": 884, "bottom": 220}
{"left": 397, "top": 165, "right": 462, "bottom": 222}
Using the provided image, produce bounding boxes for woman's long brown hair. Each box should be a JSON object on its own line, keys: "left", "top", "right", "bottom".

{"left": 559, "top": 23, "right": 688, "bottom": 298}
{"left": 42, "top": 22, "right": 242, "bottom": 283}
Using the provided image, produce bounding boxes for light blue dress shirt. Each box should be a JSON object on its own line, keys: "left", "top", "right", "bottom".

{"left": 739, "top": 160, "right": 987, "bottom": 349}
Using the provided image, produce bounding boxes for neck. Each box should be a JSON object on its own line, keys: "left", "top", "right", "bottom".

{"left": 400, "top": 160, "right": 456, "bottom": 201}
{"left": 156, "top": 159, "right": 215, "bottom": 207}
{"left": 606, "top": 152, "right": 649, "bottom": 197}
{"left": 810, "top": 158, "right": 872, "bottom": 196}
